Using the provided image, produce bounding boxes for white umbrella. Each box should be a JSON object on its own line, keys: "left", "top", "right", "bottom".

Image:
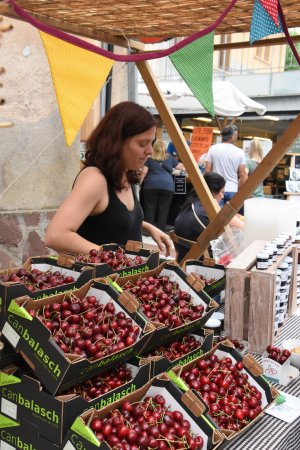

{"left": 138, "top": 79, "right": 266, "bottom": 116}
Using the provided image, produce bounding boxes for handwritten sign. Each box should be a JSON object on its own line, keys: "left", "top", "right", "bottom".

{"left": 174, "top": 175, "right": 186, "bottom": 195}
{"left": 190, "top": 127, "right": 214, "bottom": 162}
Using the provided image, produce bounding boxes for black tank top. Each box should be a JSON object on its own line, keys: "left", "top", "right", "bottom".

{"left": 76, "top": 174, "right": 143, "bottom": 246}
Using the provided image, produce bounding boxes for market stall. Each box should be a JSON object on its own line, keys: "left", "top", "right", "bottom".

{"left": 1, "top": 2, "right": 300, "bottom": 450}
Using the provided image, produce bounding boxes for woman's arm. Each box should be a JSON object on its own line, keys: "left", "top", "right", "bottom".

{"left": 229, "top": 214, "right": 244, "bottom": 229}
{"left": 44, "top": 168, "right": 108, "bottom": 254}
{"left": 142, "top": 222, "right": 173, "bottom": 257}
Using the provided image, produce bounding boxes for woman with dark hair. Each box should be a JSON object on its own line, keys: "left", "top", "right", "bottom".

{"left": 45, "top": 102, "right": 172, "bottom": 256}
{"left": 174, "top": 172, "right": 243, "bottom": 261}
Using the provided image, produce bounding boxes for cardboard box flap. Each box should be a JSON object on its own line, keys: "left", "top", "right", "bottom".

{"left": 57, "top": 253, "right": 76, "bottom": 268}
{"left": 118, "top": 291, "right": 139, "bottom": 313}
{"left": 125, "top": 240, "right": 143, "bottom": 252}
{"left": 209, "top": 298, "right": 219, "bottom": 310}
{"left": 213, "top": 429, "right": 225, "bottom": 445}
{"left": 243, "top": 354, "right": 263, "bottom": 376}
{"left": 181, "top": 390, "right": 205, "bottom": 416}
{"left": 186, "top": 273, "right": 205, "bottom": 292}
{"left": 203, "top": 257, "right": 216, "bottom": 267}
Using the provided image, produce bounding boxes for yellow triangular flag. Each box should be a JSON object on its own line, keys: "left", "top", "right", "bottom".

{"left": 40, "top": 31, "right": 114, "bottom": 146}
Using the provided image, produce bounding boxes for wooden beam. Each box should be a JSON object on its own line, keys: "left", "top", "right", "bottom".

{"left": 214, "top": 34, "right": 300, "bottom": 51}
{"left": 0, "top": 4, "right": 144, "bottom": 51}
{"left": 180, "top": 114, "right": 300, "bottom": 263}
{"left": 136, "top": 59, "right": 220, "bottom": 222}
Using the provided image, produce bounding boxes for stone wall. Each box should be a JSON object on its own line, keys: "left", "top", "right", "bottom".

{"left": 0, "top": 210, "right": 56, "bottom": 268}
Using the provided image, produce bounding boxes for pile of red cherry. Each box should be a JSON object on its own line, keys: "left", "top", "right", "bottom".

{"left": 76, "top": 248, "right": 145, "bottom": 270}
{"left": 214, "top": 335, "right": 245, "bottom": 351}
{"left": 194, "top": 274, "right": 217, "bottom": 286}
{"left": 266, "top": 345, "right": 291, "bottom": 364}
{"left": 90, "top": 394, "right": 204, "bottom": 449}
{"left": 0, "top": 268, "right": 75, "bottom": 291}
{"left": 181, "top": 353, "right": 263, "bottom": 431}
{"left": 123, "top": 275, "right": 205, "bottom": 329}
{"left": 62, "top": 363, "right": 132, "bottom": 399}
{"left": 144, "top": 334, "right": 202, "bottom": 361}
{"left": 31, "top": 294, "right": 140, "bottom": 360}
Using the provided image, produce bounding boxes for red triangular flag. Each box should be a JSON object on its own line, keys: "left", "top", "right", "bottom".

{"left": 259, "top": 0, "right": 279, "bottom": 27}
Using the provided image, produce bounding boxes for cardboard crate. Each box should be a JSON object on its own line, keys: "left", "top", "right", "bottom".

{"left": 0, "top": 414, "right": 59, "bottom": 450}
{"left": 0, "top": 358, "right": 151, "bottom": 445}
{"left": 0, "top": 254, "right": 94, "bottom": 328}
{"left": 172, "top": 339, "right": 278, "bottom": 443}
{"left": 141, "top": 328, "right": 214, "bottom": 374}
{"left": 183, "top": 258, "right": 226, "bottom": 297}
{"left": 61, "top": 373, "right": 224, "bottom": 450}
{"left": 75, "top": 240, "right": 159, "bottom": 278}
{"left": 0, "top": 334, "right": 23, "bottom": 369}
{"left": 114, "top": 261, "right": 218, "bottom": 352}
{"left": 1, "top": 280, "right": 154, "bottom": 395}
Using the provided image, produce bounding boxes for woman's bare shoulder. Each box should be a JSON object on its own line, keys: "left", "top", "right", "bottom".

{"left": 75, "top": 166, "right": 107, "bottom": 187}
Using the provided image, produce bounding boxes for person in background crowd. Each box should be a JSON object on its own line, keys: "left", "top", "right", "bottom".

{"left": 44, "top": 102, "right": 172, "bottom": 256}
{"left": 174, "top": 172, "right": 244, "bottom": 261}
{"left": 205, "top": 125, "right": 248, "bottom": 206}
{"left": 141, "top": 140, "right": 184, "bottom": 232}
{"left": 246, "top": 139, "right": 264, "bottom": 197}
{"left": 167, "top": 139, "right": 190, "bottom": 161}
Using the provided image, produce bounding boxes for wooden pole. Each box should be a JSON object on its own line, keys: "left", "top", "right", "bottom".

{"left": 136, "top": 59, "right": 220, "bottom": 221}
{"left": 180, "top": 113, "right": 300, "bottom": 263}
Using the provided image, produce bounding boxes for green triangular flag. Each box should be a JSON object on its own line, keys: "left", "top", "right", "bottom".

{"left": 169, "top": 32, "right": 215, "bottom": 116}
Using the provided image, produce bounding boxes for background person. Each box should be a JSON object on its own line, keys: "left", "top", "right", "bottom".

{"left": 174, "top": 172, "right": 244, "bottom": 261}
{"left": 167, "top": 139, "right": 190, "bottom": 161}
{"left": 205, "top": 125, "right": 248, "bottom": 206}
{"left": 45, "top": 102, "right": 172, "bottom": 256}
{"left": 141, "top": 140, "right": 184, "bottom": 232}
{"left": 246, "top": 139, "right": 264, "bottom": 197}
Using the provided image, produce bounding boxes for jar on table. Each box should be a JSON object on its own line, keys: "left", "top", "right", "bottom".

{"left": 256, "top": 253, "right": 269, "bottom": 270}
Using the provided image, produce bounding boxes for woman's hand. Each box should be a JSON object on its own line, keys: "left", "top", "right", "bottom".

{"left": 142, "top": 222, "right": 173, "bottom": 257}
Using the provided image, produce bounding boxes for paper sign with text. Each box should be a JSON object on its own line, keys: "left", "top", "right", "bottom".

{"left": 190, "top": 127, "right": 214, "bottom": 162}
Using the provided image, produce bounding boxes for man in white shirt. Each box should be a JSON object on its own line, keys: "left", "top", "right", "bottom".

{"left": 205, "top": 125, "right": 248, "bottom": 206}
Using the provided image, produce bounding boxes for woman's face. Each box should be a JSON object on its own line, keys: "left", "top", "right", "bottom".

{"left": 213, "top": 188, "right": 225, "bottom": 204}
{"left": 122, "top": 126, "right": 156, "bottom": 170}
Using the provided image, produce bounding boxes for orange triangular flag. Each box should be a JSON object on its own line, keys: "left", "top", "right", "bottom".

{"left": 40, "top": 31, "right": 114, "bottom": 146}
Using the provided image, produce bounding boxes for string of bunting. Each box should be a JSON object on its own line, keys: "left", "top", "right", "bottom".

{"left": 7, "top": 0, "right": 237, "bottom": 62}
{"left": 5, "top": 0, "right": 299, "bottom": 147}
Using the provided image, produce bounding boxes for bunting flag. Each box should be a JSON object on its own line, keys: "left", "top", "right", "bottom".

{"left": 250, "top": 0, "right": 283, "bottom": 44}
{"left": 259, "top": 0, "right": 279, "bottom": 27}
{"left": 40, "top": 31, "right": 114, "bottom": 146}
{"left": 169, "top": 32, "right": 215, "bottom": 116}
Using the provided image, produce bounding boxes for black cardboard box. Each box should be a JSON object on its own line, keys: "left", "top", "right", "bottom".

{"left": 0, "top": 358, "right": 151, "bottom": 445}
{"left": 75, "top": 241, "right": 159, "bottom": 278}
{"left": 61, "top": 373, "right": 224, "bottom": 450}
{"left": 114, "top": 261, "right": 218, "bottom": 352}
{"left": 0, "top": 254, "right": 94, "bottom": 328}
{"left": 172, "top": 339, "right": 278, "bottom": 442}
{"left": 182, "top": 258, "right": 226, "bottom": 297}
{"left": 1, "top": 280, "right": 154, "bottom": 395}
{"left": 0, "top": 414, "right": 59, "bottom": 450}
{"left": 141, "top": 328, "right": 214, "bottom": 375}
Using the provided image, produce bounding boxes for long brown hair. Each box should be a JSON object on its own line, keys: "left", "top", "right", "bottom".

{"left": 85, "top": 102, "right": 157, "bottom": 190}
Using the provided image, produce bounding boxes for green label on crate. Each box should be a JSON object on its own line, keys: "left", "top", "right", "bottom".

{"left": 0, "top": 414, "right": 19, "bottom": 428}
{"left": 201, "top": 414, "right": 215, "bottom": 430}
{"left": 8, "top": 301, "right": 32, "bottom": 321}
{"left": 0, "top": 373, "right": 21, "bottom": 386}
{"left": 106, "top": 276, "right": 123, "bottom": 293}
{"left": 167, "top": 370, "right": 189, "bottom": 391}
{"left": 71, "top": 417, "right": 100, "bottom": 446}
